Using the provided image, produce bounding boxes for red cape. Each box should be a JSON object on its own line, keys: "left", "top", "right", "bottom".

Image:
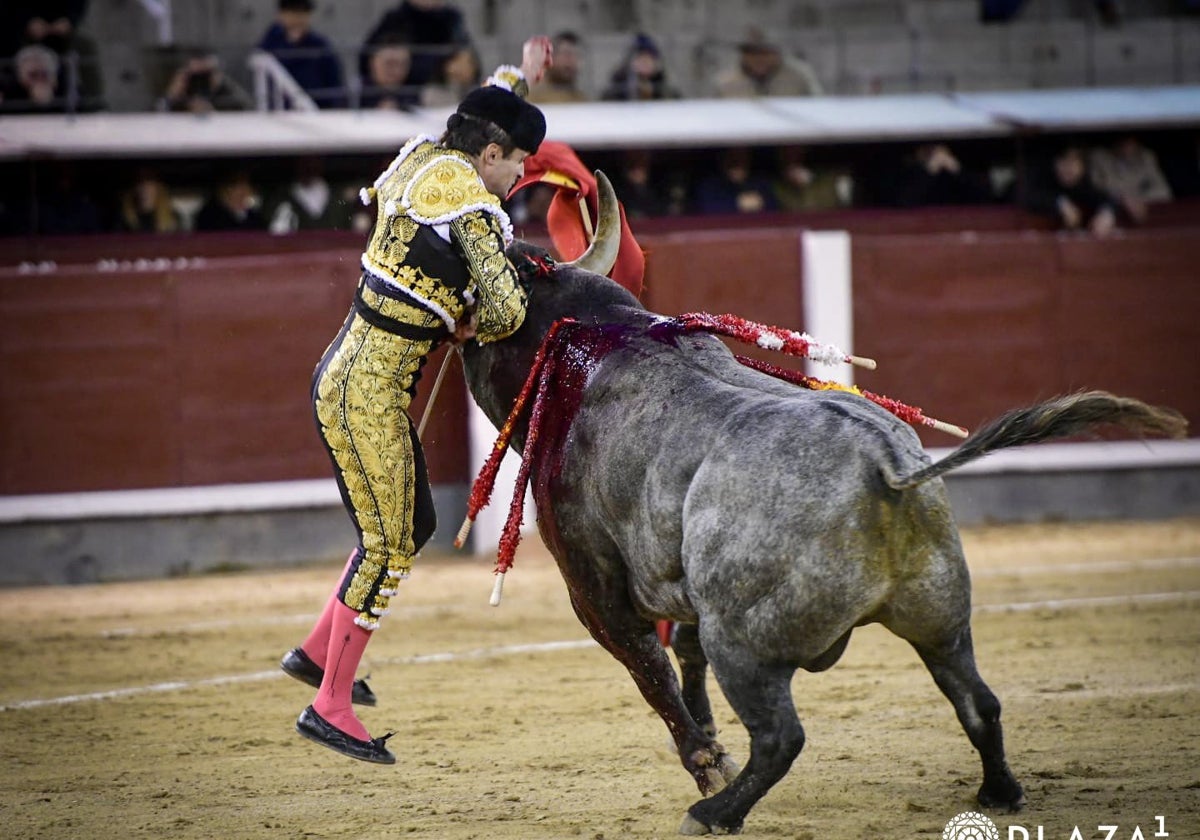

{"left": 510, "top": 140, "right": 645, "bottom": 299}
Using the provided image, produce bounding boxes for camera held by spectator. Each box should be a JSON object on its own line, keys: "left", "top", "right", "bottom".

{"left": 163, "top": 51, "right": 251, "bottom": 114}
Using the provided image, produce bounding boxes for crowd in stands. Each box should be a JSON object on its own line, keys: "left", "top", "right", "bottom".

{"left": 0, "top": 0, "right": 832, "bottom": 114}
{"left": 0, "top": 0, "right": 104, "bottom": 113}
{"left": 3, "top": 0, "right": 1198, "bottom": 115}
{"left": 2, "top": 128, "right": 1195, "bottom": 239}
{"left": 1, "top": 0, "right": 1197, "bottom": 238}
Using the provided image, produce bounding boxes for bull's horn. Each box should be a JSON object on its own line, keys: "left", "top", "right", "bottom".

{"left": 561, "top": 170, "right": 620, "bottom": 277}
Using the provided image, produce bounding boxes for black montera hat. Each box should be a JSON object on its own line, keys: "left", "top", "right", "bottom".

{"left": 456, "top": 86, "right": 546, "bottom": 154}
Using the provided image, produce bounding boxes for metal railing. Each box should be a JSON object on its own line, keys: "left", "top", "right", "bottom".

{"left": 135, "top": 0, "right": 173, "bottom": 46}
{"left": 248, "top": 50, "right": 318, "bottom": 112}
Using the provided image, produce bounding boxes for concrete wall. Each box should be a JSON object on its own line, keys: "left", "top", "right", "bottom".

{"left": 0, "top": 484, "right": 469, "bottom": 586}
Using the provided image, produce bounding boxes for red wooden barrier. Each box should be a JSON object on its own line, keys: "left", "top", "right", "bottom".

{"left": 1, "top": 219, "right": 1196, "bottom": 495}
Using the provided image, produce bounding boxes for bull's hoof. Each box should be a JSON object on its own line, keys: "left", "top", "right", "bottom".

{"left": 688, "top": 743, "right": 737, "bottom": 796}
{"left": 717, "top": 755, "right": 740, "bottom": 785}
{"left": 702, "top": 766, "right": 728, "bottom": 795}
{"left": 978, "top": 779, "right": 1027, "bottom": 813}
{"left": 700, "top": 754, "right": 741, "bottom": 794}
{"left": 679, "top": 814, "right": 738, "bottom": 835}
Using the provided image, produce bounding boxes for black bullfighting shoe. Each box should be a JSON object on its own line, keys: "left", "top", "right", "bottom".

{"left": 280, "top": 647, "right": 378, "bottom": 706}
{"left": 295, "top": 705, "right": 397, "bottom": 765}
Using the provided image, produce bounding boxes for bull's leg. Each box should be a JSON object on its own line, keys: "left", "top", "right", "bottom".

{"left": 565, "top": 590, "right": 738, "bottom": 796}
{"left": 910, "top": 628, "right": 1026, "bottom": 811}
{"left": 671, "top": 623, "right": 717, "bottom": 738}
{"left": 681, "top": 625, "right": 804, "bottom": 836}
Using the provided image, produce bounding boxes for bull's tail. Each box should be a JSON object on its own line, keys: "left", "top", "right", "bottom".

{"left": 885, "top": 390, "right": 1187, "bottom": 491}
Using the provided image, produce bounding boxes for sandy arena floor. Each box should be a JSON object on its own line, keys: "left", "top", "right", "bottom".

{"left": 1, "top": 518, "right": 1198, "bottom": 839}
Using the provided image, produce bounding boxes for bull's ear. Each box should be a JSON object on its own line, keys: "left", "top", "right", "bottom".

{"left": 560, "top": 170, "right": 619, "bottom": 277}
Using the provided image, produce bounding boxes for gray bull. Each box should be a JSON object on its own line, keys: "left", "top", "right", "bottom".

{"left": 460, "top": 176, "right": 1186, "bottom": 835}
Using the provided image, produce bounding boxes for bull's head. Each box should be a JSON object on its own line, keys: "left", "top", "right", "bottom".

{"left": 476, "top": 171, "right": 642, "bottom": 448}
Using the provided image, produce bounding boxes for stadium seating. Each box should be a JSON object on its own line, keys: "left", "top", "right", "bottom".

{"left": 70, "top": 0, "right": 1200, "bottom": 109}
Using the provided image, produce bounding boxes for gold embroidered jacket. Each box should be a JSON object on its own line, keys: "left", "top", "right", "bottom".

{"left": 359, "top": 136, "right": 527, "bottom": 344}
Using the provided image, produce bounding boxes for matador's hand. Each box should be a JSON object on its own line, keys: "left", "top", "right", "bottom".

{"left": 452, "top": 313, "right": 478, "bottom": 345}
{"left": 521, "top": 36, "right": 553, "bottom": 84}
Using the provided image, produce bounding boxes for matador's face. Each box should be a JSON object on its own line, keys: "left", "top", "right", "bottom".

{"left": 478, "top": 145, "right": 531, "bottom": 199}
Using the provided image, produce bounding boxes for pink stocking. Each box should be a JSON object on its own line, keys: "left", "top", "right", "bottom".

{"left": 312, "top": 601, "right": 373, "bottom": 741}
{"left": 298, "top": 549, "right": 358, "bottom": 668}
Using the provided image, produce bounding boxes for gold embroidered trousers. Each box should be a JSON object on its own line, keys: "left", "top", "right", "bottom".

{"left": 313, "top": 276, "right": 445, "bottom": 630}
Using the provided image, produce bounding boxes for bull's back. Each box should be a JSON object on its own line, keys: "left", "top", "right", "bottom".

{"left": 556, "top": 334, "right": 950, "bottom": 629}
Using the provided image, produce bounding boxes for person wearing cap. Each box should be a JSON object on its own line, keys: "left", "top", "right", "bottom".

{"left": 714, "top": 26, "right": 823, "bottom": 98}
{"left": 255, "top": 0, "right": 346, "bottom": 109}
{"left": 281, "top": 36, "right": 552, "bottom": 765}
{"left": 600, "top": 31, "right": 681, "bottom": 101}
{"left": 527, "top": 31, "right": 588, "bottom": 104}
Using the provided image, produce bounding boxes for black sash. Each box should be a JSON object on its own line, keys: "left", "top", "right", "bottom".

{"left": 353, "top": 284, "right": 448, "bottom": 342}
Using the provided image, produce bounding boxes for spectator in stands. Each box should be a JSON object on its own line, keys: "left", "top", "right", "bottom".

{"left": 361, "top": 34, "right": 420, "bottom": 110}
{"left": 693, "top": 147, "right": 778, "bottom": 215}
{"left": 771, "top": 145, "right": 847, "bottom": 211}
{"left": 359, "top": 0, "right": 470, "bottom": 90}
{"left": 879, "top": 143, "right": 995, "bottom": 207}
{"left": 601, "top": 32, "right": 681, "bottom": 101}
{"left": 714, "top": 26, "right": 823, "bottom": 98}
{"left": 0, "top": 45, "right": 64, "bottom": 113}
{"left": 256, "top": 0, "right": 346, "bottom": 109}
{"left": 1022, "top": 144, "right": 1120, "bottom": 238}
{"left": 0, "top": 1, "right": 104, "bottom": 110}
{"left": 420, "top": 43, "right": 481, "bottom": 108}
{"left": 194, "top": 169, "right": 266, "bottom": 231}
{"left": 1088, "top": 134, "right": 1173, "bottom": 224}
{"left": 116, "top": 167, "right": 181, "bottom": 234}
{"left": 265, "top": 156, "right": 358, "bottom": 233}
{"left": 611, "top": 148, "right": 685, "bottom": 218}
{"left": 528, "top": 31, "right": 588, "bottom": 104}
{"left": 163, "top": 51, "right": 252, "bottom": 113}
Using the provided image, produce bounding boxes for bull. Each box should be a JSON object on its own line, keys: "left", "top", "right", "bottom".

{"left": 460, "top": 175, "right": 1187, "bottom": 835}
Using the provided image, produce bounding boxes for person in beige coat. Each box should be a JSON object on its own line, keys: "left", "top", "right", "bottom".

{"left": 714, "top": 26, "right": 823, "bottom": 98}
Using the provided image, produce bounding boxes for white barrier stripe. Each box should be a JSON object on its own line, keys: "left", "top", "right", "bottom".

{"left": 800, "top": 229, "right": 854, "bottom": 387}
{"left": 4, "top": 591, "right": 1196, "bottom": 712}
{"left": 0, "top": 478, "right": 344, "bottom": 523}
